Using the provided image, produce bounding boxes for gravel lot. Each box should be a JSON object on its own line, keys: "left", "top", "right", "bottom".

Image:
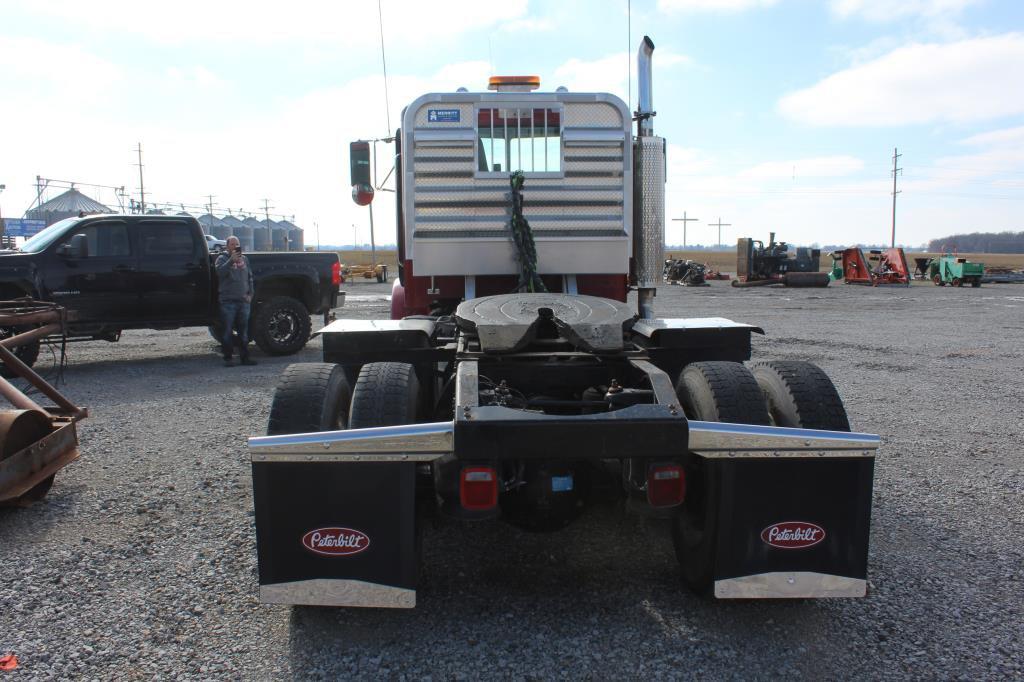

{"left": 2, "top": 279, "right": 1022, "bottom": 679}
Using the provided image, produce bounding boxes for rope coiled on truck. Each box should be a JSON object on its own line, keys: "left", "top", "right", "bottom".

{"left": 508, "top": 171, "right": 546, "bottom": 293}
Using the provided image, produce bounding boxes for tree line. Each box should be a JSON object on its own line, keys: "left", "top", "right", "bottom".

{"left": 927, "top": 231, "right": 1024, "bottom": 253}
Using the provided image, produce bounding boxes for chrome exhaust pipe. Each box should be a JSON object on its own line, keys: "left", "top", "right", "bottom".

{"left": 634, "top": 35, "right": 663, "bottom": 318}
{"left": 637, "top": 35, "right": 655, "bottom": 137}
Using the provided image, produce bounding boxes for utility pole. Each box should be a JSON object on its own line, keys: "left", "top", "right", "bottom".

{"left": 262, "top": 198, "right": 274, "bottom": 250}
{"left": 135, "top": 143, "right": 146, "bottom": 213}
{"left": 671, "top": 212, "right": 700, "bottom": 248}
{"left": 709, "top": 218, "right": 731, "bottom": 249}
{"left": 891, "top": 147, "right": 902, "bottom": 248}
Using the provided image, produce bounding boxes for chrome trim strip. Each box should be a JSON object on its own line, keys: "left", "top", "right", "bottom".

{"left": 715, "top": 572, "right": 866, "bottom": 599}
{"left": 248, "top": 422, "right": 454, "bottom": 460}
{"left": 260, "top": 579, "right": 415, "bottom": 608}
{"left": 689, "top": 421, "right": 879, "bottom": 456}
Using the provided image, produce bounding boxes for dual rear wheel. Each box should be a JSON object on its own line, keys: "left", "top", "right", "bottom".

{"left": 671, "top": 360, "right": 850, "bottom": 593}
{"left": 267, "top": 361, "right": 418, "bottom": 436}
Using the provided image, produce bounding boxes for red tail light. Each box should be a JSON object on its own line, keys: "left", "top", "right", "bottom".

{"left": 647, "top": 464, "right": 685, "bottom": 508}
{"left": 331, "top": 261, "right": 343, "bottom": 286}
{"left": 460, "top": 467, "right": 498, "bottom": 511}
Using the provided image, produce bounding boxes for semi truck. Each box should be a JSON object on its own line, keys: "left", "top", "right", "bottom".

{"left": 249, "top": 37, "right": 879, "bottom": 607}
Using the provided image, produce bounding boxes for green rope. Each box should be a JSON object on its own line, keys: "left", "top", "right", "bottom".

{"left": 508, "top": 171, "right": 546, "bottom": 293}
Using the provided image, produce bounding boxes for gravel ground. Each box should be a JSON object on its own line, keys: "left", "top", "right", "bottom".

{"left": 2, "top": 279, "right": 1022, "bottom": 680}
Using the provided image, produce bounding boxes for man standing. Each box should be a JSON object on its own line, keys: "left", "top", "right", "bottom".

{"left": 215, "top": 236, "right": 257, "bottom": 366}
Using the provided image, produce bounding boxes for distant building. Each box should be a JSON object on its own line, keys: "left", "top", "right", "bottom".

{"left": 26, "top": 188, "right": 110, "bottom": 226}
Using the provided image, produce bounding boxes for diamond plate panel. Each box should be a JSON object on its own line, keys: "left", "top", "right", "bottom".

{"left": 635, "top": 136, "right": 665, "bottom": 288}
{"left": 564, "top": 103, "right": 625, "bottom": 128}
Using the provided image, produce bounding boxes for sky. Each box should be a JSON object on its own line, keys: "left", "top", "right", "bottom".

{"left": 2, "top": 0, "right": 1023, "bottom": 248}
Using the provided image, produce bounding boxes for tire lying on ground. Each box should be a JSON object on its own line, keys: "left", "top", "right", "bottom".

{"left": 672, "top": 361, "right": 771, "bottom": 594}
{"left": 748, "top": 360, "right": 850, "bottom": 432}
{"left": 348, "top": 361, "right": 420, "bottom": 428}
{"left": 267, "top": 363, "right": 351, "bottom": 435}
{"left": 252, "top": 296, "right": 312, "bottom": 356}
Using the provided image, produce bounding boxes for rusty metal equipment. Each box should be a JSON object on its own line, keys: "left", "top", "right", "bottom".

{"left": 732, "top": 233, "right": 829, "bottom": 288}
{"left": 841, "top": 248, "right": 911, "bottom": 286}
{"left": 0, "top": 300, "right": 86, "bottom": 507}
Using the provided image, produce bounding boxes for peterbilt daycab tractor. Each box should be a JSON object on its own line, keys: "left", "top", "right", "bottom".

{"left": 249, "top": 38, "right": 879, "bottom": 608}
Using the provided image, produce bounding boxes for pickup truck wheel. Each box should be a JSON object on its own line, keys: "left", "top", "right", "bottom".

{"left": 0, "top": 326, "right": 41, "bottom": 378}
{"left": 672, "top": 361, "right": 770, "bottom": 595}
{"left": 749, "top": 360, "right": 850, "bottom": 431}
{"left": 349, "top": 362, "right": 420, "bottom": 428}
{"left": 252, "top": 296, "right": 311, "bottom": 356}
{"left": 267, "top": 363, "right": 351, "bottom": 435}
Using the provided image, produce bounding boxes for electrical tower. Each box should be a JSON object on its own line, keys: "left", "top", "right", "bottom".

{"left": 891, "top": 147, "right": 902, "bottom": 248}
{"left": 709, "top": 218, "right": 731, "bottom": 248}
{"left": 134, "top": 143, "right": 146, "bottom": 213}
{"left": 671, "top": 211, "right": 699, "bottom": 248}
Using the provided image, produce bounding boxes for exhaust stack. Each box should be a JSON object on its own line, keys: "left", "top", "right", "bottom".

{"left": 633, "top": 36, "right": 665, "bottom": 319}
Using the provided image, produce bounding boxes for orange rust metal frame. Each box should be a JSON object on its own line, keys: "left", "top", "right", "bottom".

{"left": 0, "top": 300, "right": 86, "bottom": 503}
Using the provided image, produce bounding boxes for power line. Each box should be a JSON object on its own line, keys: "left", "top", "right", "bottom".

{"left": 377, "top": 0, "right": 392, "bottom": 137}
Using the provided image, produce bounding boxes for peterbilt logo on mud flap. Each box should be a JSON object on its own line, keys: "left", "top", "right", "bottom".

{"left": 302, "top": 528, "right": 370, "bottom": 556}
{"left": 761, "top": 522, "right": 826, "bottom": 549}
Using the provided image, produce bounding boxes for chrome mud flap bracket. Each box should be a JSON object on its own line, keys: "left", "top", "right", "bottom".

{"left": 688, "top": 421, "right": 878, "bottom": 599}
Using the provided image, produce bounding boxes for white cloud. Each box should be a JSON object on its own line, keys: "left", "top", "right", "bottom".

{"left": 830, "top": 0, "right": 981, "bottom": 22}
{"left": 17, "top": 0, "right": 529, "bottom": 47}
{"left": 738, "top": 156, "right": 865, "bottom": 179}
{"left": 551, "top": 50, "right": 692, "bottom": 102}
{"left": 658, "top": 0, "right": 779, "bottom": 11}
{"left": 0, "top": 36, "right": 123, "bottom": 99}
{"left": 960, "top": 125, "right": 1024, "bottom": 147}
{"left": 778, "top": 34, "right": 1024, "bottom": 126}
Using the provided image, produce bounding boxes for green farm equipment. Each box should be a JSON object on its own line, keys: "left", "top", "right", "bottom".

{"left": 928, "top": 254, "right": 984, "bottom": 287}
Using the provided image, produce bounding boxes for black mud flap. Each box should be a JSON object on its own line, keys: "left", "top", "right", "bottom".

{"left": 252, "top": 461, "right": 418, "bottom": 608}
{"left": 712, "top": 456, "right": 874, "bottom": 598}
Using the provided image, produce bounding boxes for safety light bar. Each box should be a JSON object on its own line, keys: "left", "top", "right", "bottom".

{"left": 488, "top": 76, "right": 541, "bottom": 92}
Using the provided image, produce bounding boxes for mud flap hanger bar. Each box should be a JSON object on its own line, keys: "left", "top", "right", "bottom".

{"left": 249, "top": 421, "right": 879, "bottom": 461}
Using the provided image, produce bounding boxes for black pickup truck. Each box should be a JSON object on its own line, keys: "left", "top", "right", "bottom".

{"left": 0, "top": 214, "right": 343, "bottom": 368}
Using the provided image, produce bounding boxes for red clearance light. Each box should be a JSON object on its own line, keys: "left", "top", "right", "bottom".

{"left": 331, "top": 261, "right": 343, "bottom": 286}
{"left": 460, "top": 467, "right": 498, "bottom": 510}
{"left": 646, "top": 464, "right": 686, "bottom": 508}
{"left": 488, "top": 75, "right": 541, "bottom": 92}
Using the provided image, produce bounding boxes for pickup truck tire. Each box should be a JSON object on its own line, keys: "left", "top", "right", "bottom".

{"left": 267, "top": 363, "right": 351, "bottom": 435}
{"left": 672, "top": 361, "right": 771, "bottom": 595}
{"left": 348, "top": 362, "right": 420, "bottom": 428}
{"left": 0, "top": 327, "right": 41, "bottom": 378}
{"left": 749, "top": 360, "right": 850, "bottom": 432}
{"left": 252, "top": 296, "right": 311, "bottom": 356}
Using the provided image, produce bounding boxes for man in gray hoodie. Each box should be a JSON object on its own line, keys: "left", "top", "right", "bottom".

{"left": 215, "top": 236, "right": 256, "bottom": 366}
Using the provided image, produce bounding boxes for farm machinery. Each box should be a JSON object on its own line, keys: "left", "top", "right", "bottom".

{"left": 0, "top": 300, "right": 86, "bottom": 507}
{"left": 732, "top": 233, "right": 829, "bottom": 287}
{"left": 927, "top": 253, "right": 983, "bottom": 287}
{"left": 663, "top": 258, "right": 709, "bottom": 286}
{"left": 249, "top": 37, "right": 879, "bottom": 608}
{"left": 833, "top": 248, "right": 911, "bottom": 286}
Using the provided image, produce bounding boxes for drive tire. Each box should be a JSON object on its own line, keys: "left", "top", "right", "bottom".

{"left": 672, "top": 362, "right": 771, "bottom": 595}
{"left": 267, "top": 363, "right": 351, "bottom": 435}
{"left": 749, "top": 360, "right": 851, "bottom": 432}
{"left": 252, "top": 296, "right": 311, "bottom": 356}
{"left": 349, "top": 362, "right": 420, "bottom": 428}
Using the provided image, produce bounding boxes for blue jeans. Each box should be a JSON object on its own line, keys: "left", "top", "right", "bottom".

{"left": 220, "top": 299, "right": 251, "bottom": 356}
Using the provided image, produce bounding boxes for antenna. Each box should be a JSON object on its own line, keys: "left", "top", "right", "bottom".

{"left": 377, "top": 0, "right": 392, "bottom": 136}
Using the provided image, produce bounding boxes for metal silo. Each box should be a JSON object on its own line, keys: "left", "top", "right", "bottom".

{"left": 246, "top": 217, "right": 270, "bottom": 251}
{"left": 221, "top": 215, "right": 253, "bottom": 251}
{"left": 280, "top": 220, "right": 305, "bottom": 251}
